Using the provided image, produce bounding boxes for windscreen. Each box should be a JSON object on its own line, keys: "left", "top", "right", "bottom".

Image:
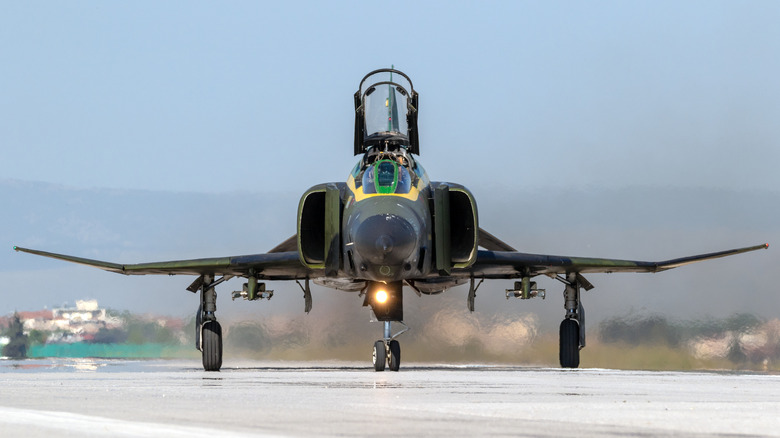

{"left": 360, "top": 71, "right": 413, "bottom": 139}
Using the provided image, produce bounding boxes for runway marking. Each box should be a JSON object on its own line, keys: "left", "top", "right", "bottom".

{"left": 0, "top": 406, "right": 281, "bottom": 438}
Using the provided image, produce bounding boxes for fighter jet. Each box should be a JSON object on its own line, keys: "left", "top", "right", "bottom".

{"left": 14, "top": 68, "right": 768, "bottom": 372}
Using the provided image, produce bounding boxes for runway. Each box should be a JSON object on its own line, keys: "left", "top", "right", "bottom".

{"left": 0, "top": 359, "right": 778, "bottom": 437}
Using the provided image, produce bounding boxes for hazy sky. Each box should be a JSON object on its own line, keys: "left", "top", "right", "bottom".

{"left": 2, "top": 1, "right": 779, "bottom": 194}
{"left": 2, "top": 2, "right": 777, "bottom": 327}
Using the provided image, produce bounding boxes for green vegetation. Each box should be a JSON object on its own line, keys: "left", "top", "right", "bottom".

{"left": 27, "top": 329, "right": 48, "bottom": 345}
{"left": 597, "top": 313, "right": 779, "bottom": 370}
{"left": 217, "top": 312, "right": 779, "bottom": 371}
{"left": 599, "top": 313, "right": 765, "bottom": 346}
{"left": 8, "top": 305, "right": 779, "bottom": 370}
{"left": 5, "top": 308, "right": 192, "bottom": 359}
{"left": 87, "top": 310, "right": 183, "bottom": 345}
{"left": 2, "top": 313, "right": 28, "bottom": 358}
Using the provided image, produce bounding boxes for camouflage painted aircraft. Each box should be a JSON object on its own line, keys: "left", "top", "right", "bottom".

{"left": 15, "top": 69, "right": 768, "bottom": 372}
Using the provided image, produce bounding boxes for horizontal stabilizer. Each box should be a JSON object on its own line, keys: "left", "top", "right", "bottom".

{"left": 269, "top": 234, "right": 298, "bottom": 253}
{"left": 478, "top": 228, "right": 516, "bottom": 252}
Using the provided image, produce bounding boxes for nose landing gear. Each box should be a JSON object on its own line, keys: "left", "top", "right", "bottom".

{"left": 365, "top": 281, "right": 407, "bottom": 371}
{"left": 372, "top": 321, "right": 408, "bottom": 372}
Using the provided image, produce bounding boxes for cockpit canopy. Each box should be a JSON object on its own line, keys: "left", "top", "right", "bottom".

{"left": 354, "top": 69, "right": 419, "bottom": 156}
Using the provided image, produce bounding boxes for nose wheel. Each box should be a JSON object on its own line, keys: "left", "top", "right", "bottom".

{"left": 373, "top": 340, "right": 386, "bottom": 371}
{"left": 388, "top": 340, "right": 400, "bottom": 371}
{"left": 372, "top": 339, "right": 401, "bottom": 372}
{"left": 372, "top": 321, "right": 406, "bottom": 372}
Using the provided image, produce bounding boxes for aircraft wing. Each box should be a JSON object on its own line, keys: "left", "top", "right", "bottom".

{"left": 13, "top": 246, "right": 312, "bottom": 280}
{"left": 466, "top": 243, "right": 769, "bottom": 278}
{"left": 15, "top": 242, "right": 769, "bottom": 282}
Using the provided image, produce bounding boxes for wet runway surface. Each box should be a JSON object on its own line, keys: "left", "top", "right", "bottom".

{"left": 1, "top": 358, "right": 778, "bottom": 437}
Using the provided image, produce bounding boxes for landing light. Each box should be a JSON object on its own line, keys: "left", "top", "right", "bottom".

{"left": 375, "top": 290, "right": 388, "bottom": 304}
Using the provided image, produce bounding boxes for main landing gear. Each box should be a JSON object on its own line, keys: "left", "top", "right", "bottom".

{"left": 191, "top": 274, "right": 274, "bottom": 372}
{"left": 503, "top": 273, "right": 588, "bottom": 368}
{"left": 193, "top": 274, "right": 223, "bottom": 372}
{"left": 559, "top": 272, "right": 588, "bottom": 368}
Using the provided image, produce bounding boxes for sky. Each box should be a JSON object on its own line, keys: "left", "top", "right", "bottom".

{"left": 1, "top": 2, "right": 778, "bottom": 331}
{"left": 3, "top": 1, "right": 779, "bottom": 193}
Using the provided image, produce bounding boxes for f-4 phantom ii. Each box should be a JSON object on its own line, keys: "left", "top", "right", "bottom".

{"left": 15, "top": 69, "right": 769, "bottom": 372}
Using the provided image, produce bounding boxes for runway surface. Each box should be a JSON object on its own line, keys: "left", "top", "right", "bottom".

{"left": 0, "top": 358, "right": 778, "bottom": 437}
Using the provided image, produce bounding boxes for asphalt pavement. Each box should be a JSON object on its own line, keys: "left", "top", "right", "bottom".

{"left": 0, "top": 358, "right": 778, "bottom": 437}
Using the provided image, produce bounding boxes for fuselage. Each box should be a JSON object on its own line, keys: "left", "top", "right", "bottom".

{"left": 343, "top": 147, "right": 433, "bottom": 283}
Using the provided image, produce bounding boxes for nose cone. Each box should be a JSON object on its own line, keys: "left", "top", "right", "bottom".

{"left": 353, "top": 214, "right": 417, "bottom": 268}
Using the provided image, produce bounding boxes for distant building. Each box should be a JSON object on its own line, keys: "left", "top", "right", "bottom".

{"left": 16, "top": 300, "right": 123, "bottom": 342}
{"left": 5, "top": 301, "right": 187, "bottom": 346}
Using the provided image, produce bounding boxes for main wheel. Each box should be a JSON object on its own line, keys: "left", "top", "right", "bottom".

{"left": 202, "top": 320, "right": 223, "bottom": 372}
{"left": 559, "top": 318, "right": 580, "bottom": 368}
{"left": 388, "top": 340, "right": 401, "bottom": 372}
{"left": 372, "top": 340, "right": 386, "bottom": 372}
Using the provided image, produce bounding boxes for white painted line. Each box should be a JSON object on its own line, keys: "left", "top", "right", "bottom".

{"left": 0, "top": 406, "right": 282, "bottom": 438}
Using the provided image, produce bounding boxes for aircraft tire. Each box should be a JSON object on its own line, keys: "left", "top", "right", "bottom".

{"left": 373, "top": 340, "right": 386, "bottom": 372}
{"left": 388, "top": 340, "right": 401, "bottom": 372}
{"left": 559, "top": 319, "right": 580, "bottom": 368}
{"left": 202, "top": 321, "right": 223, "bottom": 372}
